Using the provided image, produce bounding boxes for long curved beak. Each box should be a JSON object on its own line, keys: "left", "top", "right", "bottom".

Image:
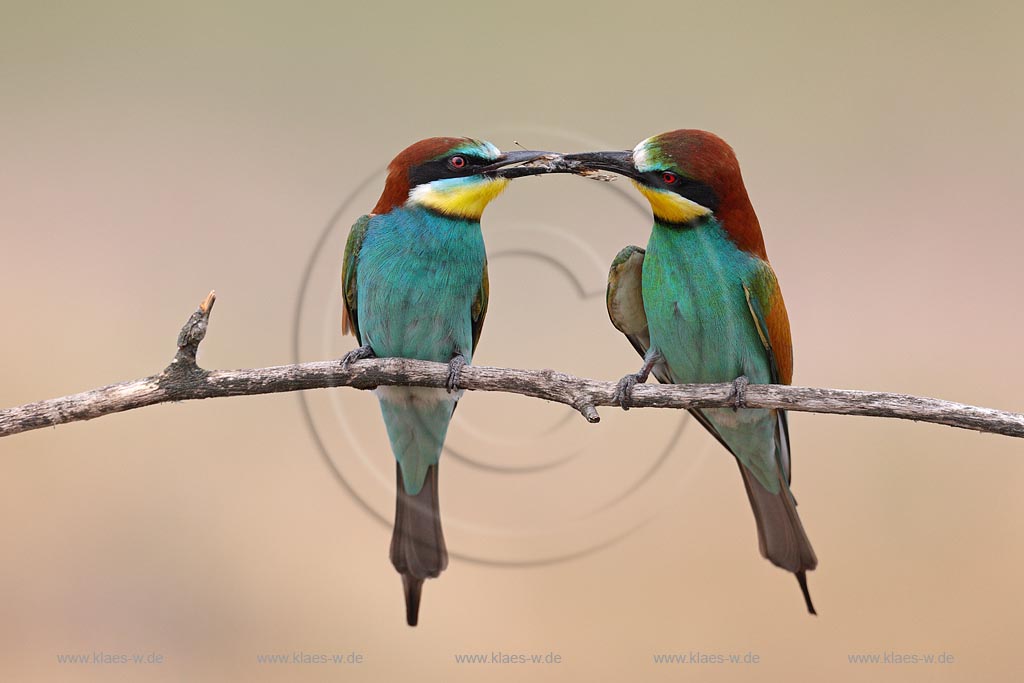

{"left": 483, "top": 149, "right": 564, "bottom": 179}
{"left": 492, "top": 149, "right": 553, "bottom": 167}
{"left": 560, "top": 151, "right": 640, "bottom": 180}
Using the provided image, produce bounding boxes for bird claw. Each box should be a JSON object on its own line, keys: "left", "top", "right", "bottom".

{"left": 614, "top": 373, "right": 642, "bottom": 410}
{"left": 341, "top": 344, "right": 375, "bottom": 370}
{"left": 446, "top": 355, "right": 467, "bottom": 393}
{"left": 731, "top": 375, "right": 749, "bottom": 410}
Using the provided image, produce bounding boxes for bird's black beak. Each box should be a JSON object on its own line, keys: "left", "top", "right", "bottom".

{"left": 482, "top": 149, "right": 564, "bottom": 179}
{"left": 481, "top": 149, "right": 640, "bottom": 181}
{"left": 493, "top": 149, "right": 553, "bottom": 167}
{"left": 560, "top": 151, "right": 641, "bottom": 180}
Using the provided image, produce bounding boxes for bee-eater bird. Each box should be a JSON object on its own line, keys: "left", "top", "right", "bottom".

{"left": 564, "top": 130, "right": 818, "bottom": 614}
{"left": 340, "top": 137, "right": 548, "bottom": 626}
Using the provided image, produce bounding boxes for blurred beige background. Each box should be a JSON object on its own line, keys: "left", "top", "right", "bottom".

{"left": 2, "top": 1, "right": 1023, "bottom": 680}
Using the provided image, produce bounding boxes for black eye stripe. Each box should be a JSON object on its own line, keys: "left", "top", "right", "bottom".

{"left": 408, "top": 154, "right": 494, "bottom": 187}
{"left": 642, "top": 171, "right": 720, "bottom": 212}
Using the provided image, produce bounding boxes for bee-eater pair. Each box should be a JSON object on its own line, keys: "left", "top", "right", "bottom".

{"left": 341, "top": 131, "right": 817, "bottom": 626}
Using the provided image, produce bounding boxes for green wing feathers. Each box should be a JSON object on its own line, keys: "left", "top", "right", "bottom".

{"left": 742, "top": 264, "right": 794, "bottom": 483}
{"left": 744, "top": 262, "right": 794, "bottom": 385}
{"left": 606, "top": 245, "right": 672, "bottom": 384}
{"left": 607, "top": 246, "right": 649, "bottom": 347}
{"left": 341, "top": 214, "right": 372, "bottom": 344}
{"left": 471, "top": 261, "right": 489, "bottom": 356}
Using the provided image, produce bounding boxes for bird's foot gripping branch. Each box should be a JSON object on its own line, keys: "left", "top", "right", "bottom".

{"left": 0, "top": 292, "right": 1023, "bottom": 439}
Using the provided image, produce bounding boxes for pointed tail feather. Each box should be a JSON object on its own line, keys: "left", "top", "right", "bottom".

{"left": 390, "top": 462, "right": 447, "bottom": 626}
{"left": 796, "top": 570, "right": 817, "bottom": 615}
{"left": 402, "top": 575, "right": 424, "bottom": 627}
{"left": 738, "top": 463, "right": 818, "bottom": 614}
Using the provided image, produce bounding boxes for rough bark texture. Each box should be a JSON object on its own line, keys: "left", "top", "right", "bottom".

{"left": 2, "top": 292, "right": 1022, "bottom": 439}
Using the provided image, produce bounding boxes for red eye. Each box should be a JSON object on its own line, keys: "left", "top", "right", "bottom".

{"left": 662, "top": 172, "right": 678, "bottom": 184}
{"left": 450, "top": 156, "right": 467, "bottom": 169}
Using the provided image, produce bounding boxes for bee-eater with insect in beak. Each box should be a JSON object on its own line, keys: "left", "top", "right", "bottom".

{"left": 340, "top": 137, "right": 549, "bottom": 626}
{"left": 564, "top": 130, "right": 819, "bottom": 614}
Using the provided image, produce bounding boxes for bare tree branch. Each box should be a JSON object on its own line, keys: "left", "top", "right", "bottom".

{"left": 2, "top": 293, "right": 1022, "bottom": 440}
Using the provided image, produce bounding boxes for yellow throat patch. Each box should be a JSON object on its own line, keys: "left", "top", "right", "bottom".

{"left": 633, "top": 182, "right": 712, "bottom": 224}
{"left": 409, "top": 177, "right": 510, "bottom": 221}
